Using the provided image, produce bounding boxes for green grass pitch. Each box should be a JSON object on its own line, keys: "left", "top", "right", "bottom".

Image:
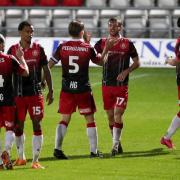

{"left": 1, "top": 67, "right": 180, "bottom": 179}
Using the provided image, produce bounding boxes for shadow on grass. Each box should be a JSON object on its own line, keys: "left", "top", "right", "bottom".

{"left": 33, "top": 148, "right": 170, "bottom": 161}
{"left": 120, "top": 148, "right": 170, "bottom": 158}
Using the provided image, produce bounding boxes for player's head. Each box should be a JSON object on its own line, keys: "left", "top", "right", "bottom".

{"left": 108, "top": 17, "right": 122, "bottom": 37}
{"left": 18, "top": 21, "right": 34, "bottom": 43}
{"left": 68, "top": 20, "right": 84, "bottom": 38}
{"left": 0, "top": 34, "right": 5, "bottom": 52}
{"left": 177, "top": 17, "right": 180, "bottom": 28}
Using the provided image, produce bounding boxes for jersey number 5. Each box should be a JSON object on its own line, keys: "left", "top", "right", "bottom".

{"left": 69, "top": 56, "right": 79, "bottom": 73}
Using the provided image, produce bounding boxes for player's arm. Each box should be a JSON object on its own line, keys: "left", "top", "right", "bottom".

{"left": 15, "top": 46, "right": 29, "bottom": 76}
{"left": 117, "top": 56, "right": 140, "bottom": 82}
{"left": 40, "top": 47, "right": 54, "bottom": 105}
{"left": 117, "top": 42, "right": 140, "bottom": 82}
{"left": 42, "top": 64, "right": 54, "bottom": 105}
{"left": 165, "top": 57, "right": 179, "bottom": 66}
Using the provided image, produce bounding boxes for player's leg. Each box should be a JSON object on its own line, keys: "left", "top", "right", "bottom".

{"left": 29, "top": 95, "right": 44, "bottom": 169}
{"left": 14, "top": 97, "right": 27, "bottom": 166}
{"left": 54, "top": 91, "right": 75, "bottom": 159}
{"left": 1, "top": 106, "right": 15, "bottom": 169}
{"left": 161, "top": 86, "right": 180, "bottom": 149}
{"left": 111, "top": 86, "right": 128, "bottom": 156}
{"left": 161, "top": 112, "right": 180, "bottom": 149}
{"left": 54, "top": 114, "right": 71, "bottom": 159}
{"left": 102, "top": 86, "right": 115, "bottom": 136}
{"left": 77, "top": 92, "right": 102, "bottom": 157}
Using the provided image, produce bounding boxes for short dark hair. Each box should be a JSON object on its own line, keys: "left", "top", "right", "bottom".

{"left": 177, "top": 17, "right": 180, "bottom": 28}
{"left": 18, "top": 21, "right": 32, "bottom": 31}
{"left": 0, "top": 34, "right": 5, "bottom": 44}
{"left": 108, "top": 17, "right": 122, "bottom": 26}
{"left": 68, "top": 20, "right": 84, "bottom": 37}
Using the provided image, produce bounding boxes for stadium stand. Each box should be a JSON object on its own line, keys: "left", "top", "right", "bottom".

{"left": 148, "top": 9, "right": 171, "bottom": 38}
{"left": 0, "top": 0, "right": 12, "bottom": 6}
{"left": 5, "top": 9, "right": 28, "bottom": 36}
{"left": 0, "top": 0, "right": 180, "bottom": 38}
{"left": 124, "top": 10, "right": 148, "bottom": 38}
{"left": 28, "top": 9, "right": 52, "bottom": 36}
{"left": 61, "top": 0, "right": 84, "bottom": 6}
{"left": 157, "top": 0, "right": 178, "bottom": 7}
{"left": 15, "top": 0, "right": 35, "bottom": 6}
{"left": 133, "top": 0, "right": 155, "bottom": 7}
{"left": 38, "top": 0, "right": 59, "bottom": 6}
{"left": 109, "top": 0, "right": 131, "bottom": 8}
{"left": 173, "top": 9, "right": 180, "bottom": 38}
{"left": 85, "top": 0, "right": 107, "bottom": 7}
{"left": 52, "top": 9, "right": 73, "bottom": 37}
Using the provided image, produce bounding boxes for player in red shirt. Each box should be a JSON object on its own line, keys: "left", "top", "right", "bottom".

{"left": 94, "top": 17, "right": 140, "bottom": 156}
{"left": 0, "top": 34, "right": 29, "bottom": 170}
{"left": 8, "top": 21, "right": 54, "bottom": 169}
{"left": 48, "top": 20, "right": 112, "bottom": 159}
{"left": 161, "top": 17, "right": 180, "bottom": 149}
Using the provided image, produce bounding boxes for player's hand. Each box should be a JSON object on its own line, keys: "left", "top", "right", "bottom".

{"left": 117, "top": 69, "right": 129, "bottom": 82}
{"left": 16, "top": 46, "right": 24, "bottom": 59}
{"left": 41, "top": 80, "right": 46, "bottom": 90}
{"left": 83, "top": 31, "right": 91, "bottom": 44}
{"left": 105, "top": 38, "right": 118, "bottom": 51}
{"left": 46, "top": 90, "right": 54, "bottom": 105}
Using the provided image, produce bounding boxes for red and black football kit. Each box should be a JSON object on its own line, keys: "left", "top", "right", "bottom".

{"left": 0, "top": 51, "right": 26, "bottom": 128}
{"left": 8, "top": 42, "right": 48, "bottom": 121}
{"left": 94, "top": 37, "right": 138, "bottom": 110}
{"left": 51, "top": 39, "right": 99, "bottom": 114}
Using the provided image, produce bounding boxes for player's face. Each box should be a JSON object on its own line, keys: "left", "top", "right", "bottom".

{"left": 20, "top": 25, "right": 34, "bottom": 44}
{"left": 108, "top": 21, "right": 121, "bottom": 37}
{"left": 0, "top": 42, "right": 5, "bottom": 52}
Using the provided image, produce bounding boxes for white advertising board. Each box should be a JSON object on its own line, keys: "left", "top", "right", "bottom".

{"left": 5, "top": 37, "right": 176, "bottom": 67}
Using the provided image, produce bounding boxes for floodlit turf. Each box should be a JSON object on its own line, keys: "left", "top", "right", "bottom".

{"left": 1, "top": 67, "right": 180, "bottom": 179}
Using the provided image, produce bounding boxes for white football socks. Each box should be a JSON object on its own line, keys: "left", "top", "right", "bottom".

{"left": 55, "top": 123, "right": 67, "bottom": 150}
{"left": 165, "top": 115, "right": 180, "bottom": 139}
{"left": 15, "top": 134, "right": 26, "bottom": 160}
{"left": 112, "top": 127, "right": 122, "bottom": 150}
{"left": 87, "top": 127, "right": 98, "bottom": 154}
{"left": 5, "top": 130, "right": 15, "bottom": 155}
{"left": 32, "top": 135, "right": 43, "bottom": 162}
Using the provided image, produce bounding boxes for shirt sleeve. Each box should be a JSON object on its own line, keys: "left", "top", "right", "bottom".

{"left": 129, "top": 41, "right": 138, "bottom": 59}
{"left": 94, "top": 39, "right": 103, "bottom": 54}
{"left": 40, "top": 46, "right": 48, "bottom": 66}
{"left": 11, "top": 55, "right": 26, "bottom": 74}
{"left": 51, "top": 44, "right": 61, "bottom": 64}
{"left": 175, "top": 39, "right": 180, "bottom": 61}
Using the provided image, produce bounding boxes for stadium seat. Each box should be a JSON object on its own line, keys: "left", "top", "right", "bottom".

{"left": 99, "top": 10, "right": 121, "bottom": 37}
{"left": 148, "top": 10, "right": 171, "bottom": 38}
{"left": 5, "top": 9, "right": 27, "bottom": 36}
{"left": 133, "top": 0, "right": 155, "bottom": 7}
{"left": 109, "top": 0, "right": 130, "bottom": 8}
{"left": 124, "top": 10, "right": 148, "bottom": 38}
{"left": 85, "top": 0, "right": 107, "bottom": 7}
{"left": 157, "top": 0, "right": 178, "bottom": 7}
{"left": 61, "top": 0, "right": 84, "bottom": 6}
{"left": 52, "top": 9, "right": 73, "bottom": 37}
{"left": 0, "top": 0, "right": 12, "bottom": 6}
{"left": 172, "top": 9, "right": 180, "bottom": 38}
{"left": 38, "top": 0, "right": 59, "bottom": 6}
{"left": 76, "top": 9, "right": 99, "bottom": 37}
{"left": 28, "top": 9, "right": 52, "bottom": 37}
{"left": 15, "top": 0, "right": 35, "bottom": 6}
